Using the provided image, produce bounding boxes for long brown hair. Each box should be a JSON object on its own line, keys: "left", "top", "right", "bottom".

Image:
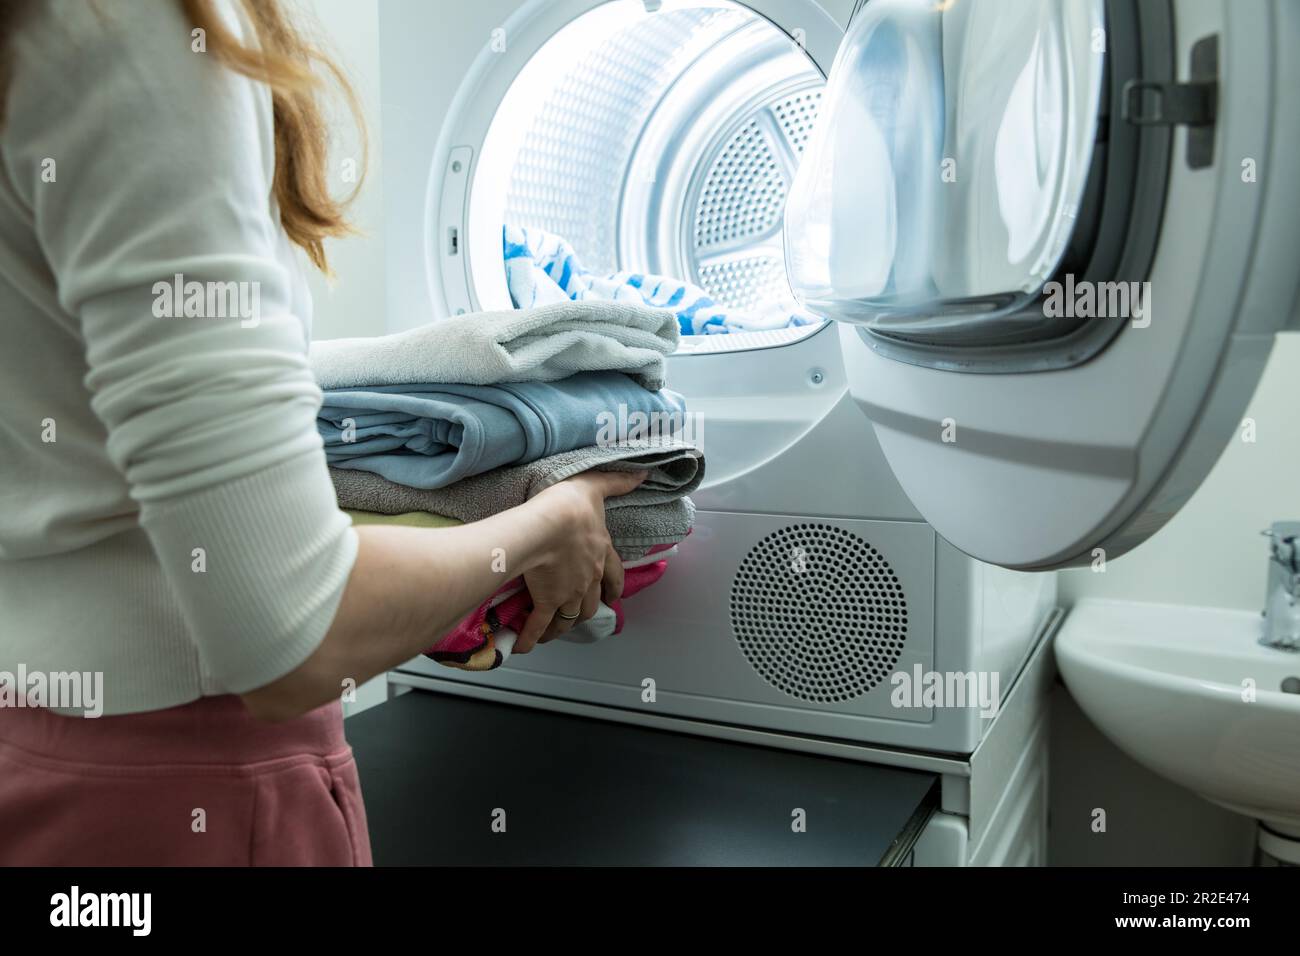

{"left": 0, "top": 0, "right": 367, "bottom": 274}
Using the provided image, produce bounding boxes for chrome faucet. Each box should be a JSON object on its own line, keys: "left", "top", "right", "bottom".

{"left": 1261, "top": 522, "right": 1300, "bottom": 651}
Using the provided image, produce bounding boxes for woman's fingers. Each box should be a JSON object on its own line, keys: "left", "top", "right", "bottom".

{"left": 535, "top": 578, "right": 603, "bottom": 647}
{"left": 514, "top": 469, "right": 644, "bottom": 656}
{"left": 539, "top": 599, "right": 581, "bottom": 644}
{"left": 516, "top": 603, "right": 556, "bottom": 654}
{"left": 601, "top": 543, "right": 625, "bottom": 604}
{"left": 583, "top": 469, "right": 649, "bottom": 500}
{"left": 580, "top": 580, "right": 601, "bottom": 621}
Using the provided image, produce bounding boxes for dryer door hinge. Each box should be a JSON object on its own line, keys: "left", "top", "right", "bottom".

{"left": 1121, "top": 34, "right": 1219, "bottom": 169}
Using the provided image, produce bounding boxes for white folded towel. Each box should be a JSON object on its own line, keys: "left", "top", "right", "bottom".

{"left": 309, "top": 301, "right": 680, "bottom": 392}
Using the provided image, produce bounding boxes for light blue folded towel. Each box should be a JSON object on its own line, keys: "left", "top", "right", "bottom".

{"left": 503, "top": 224, "right": 819, "bottom": 336}
{"left": 319, "top": 371, "right": 687, "bottom": 490}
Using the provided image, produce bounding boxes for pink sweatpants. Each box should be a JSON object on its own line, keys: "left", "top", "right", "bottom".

{"left": 0, "top": 695, "right": 371, "bottom": 866}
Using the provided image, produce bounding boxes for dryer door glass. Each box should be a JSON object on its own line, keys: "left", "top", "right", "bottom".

{"left": 785, "top": 0, "right": 1105, "bottom": 345}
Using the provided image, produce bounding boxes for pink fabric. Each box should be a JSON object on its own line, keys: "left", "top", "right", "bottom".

{"left": 488, "top": 559, "right": 667, "bottom": 637}
{"left": 427, "top": 557, "right": 670, "bottom": 663}
{"left": 0, "top": 695, "right": 371, "bottom": 866}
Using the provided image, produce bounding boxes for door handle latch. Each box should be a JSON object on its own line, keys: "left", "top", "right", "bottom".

{"left": 1121, "top": 34, "right": 1218, "bottom": 169}
{"left": 1122, "top": 80, "right": 1216, "bottom": 127}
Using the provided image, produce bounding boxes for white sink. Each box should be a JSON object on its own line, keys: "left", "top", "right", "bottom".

{"left": 1056, "top": 599, "right": 1300, "bottom": 836}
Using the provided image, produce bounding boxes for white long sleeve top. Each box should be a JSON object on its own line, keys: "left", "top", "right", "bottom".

{"left": 0, "top": 0, "right": 359, "bottom": 714}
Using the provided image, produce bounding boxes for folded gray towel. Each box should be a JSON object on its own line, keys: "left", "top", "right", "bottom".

{"left": 309, "top": 301, "right": 680, "bottom": 392}
{"left": 603, "top": 498, "right": 696, "bottom": 558}
{"left": 330, "top": 438, "right": 703, "bottom": 555}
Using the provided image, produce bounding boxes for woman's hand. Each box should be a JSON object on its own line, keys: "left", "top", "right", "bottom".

{"left": 514, "top": 470, "right": 647, "bottom": 654}
{"left": 243, "top": 469, "right": 646, "bottom": 721}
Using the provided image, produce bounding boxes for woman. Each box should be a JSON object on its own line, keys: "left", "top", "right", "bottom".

{"left": 0, "top": 0, "right": 638, "bottom": 865}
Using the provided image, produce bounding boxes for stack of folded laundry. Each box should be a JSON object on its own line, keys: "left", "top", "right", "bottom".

{"left": 308, "top": 300, "right": 704, "bottom": 672}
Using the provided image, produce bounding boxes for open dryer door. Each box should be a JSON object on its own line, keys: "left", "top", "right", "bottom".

{"left": 786, "top": 0, "right": 1300, "bottom": 570}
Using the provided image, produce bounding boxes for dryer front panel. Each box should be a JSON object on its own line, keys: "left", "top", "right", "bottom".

{"left": 400, "top": 510, "right": 967, "bottom": 750}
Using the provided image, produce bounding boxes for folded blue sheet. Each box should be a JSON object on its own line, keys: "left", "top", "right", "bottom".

{"left": 318, "top": 371, "right": 687, "bottom": 490}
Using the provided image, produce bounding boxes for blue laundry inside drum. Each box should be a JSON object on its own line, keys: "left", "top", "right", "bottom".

{"left": 503, "top": 224, "right": 819, "bottom": 336}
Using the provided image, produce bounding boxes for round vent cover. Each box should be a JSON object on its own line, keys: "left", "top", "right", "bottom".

{"left": 730, "top": 524, "right": 908, "bottom": 703}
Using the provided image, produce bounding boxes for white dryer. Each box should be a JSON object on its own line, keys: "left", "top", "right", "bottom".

{"left": 377, "top": 0, "right": 1298, "bottom": 757}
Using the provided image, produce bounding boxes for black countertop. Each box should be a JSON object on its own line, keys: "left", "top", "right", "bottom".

{"left": 346, "top": 689, "right": 938, "bottom": 866}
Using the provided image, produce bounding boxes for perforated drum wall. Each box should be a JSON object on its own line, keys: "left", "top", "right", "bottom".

{"left": 501, "top": 7, "right": 822, "bottom": 312}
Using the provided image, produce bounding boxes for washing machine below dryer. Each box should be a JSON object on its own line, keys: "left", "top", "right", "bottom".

{"left": 377, "top": 0, "right": 1057, "bottom": 755}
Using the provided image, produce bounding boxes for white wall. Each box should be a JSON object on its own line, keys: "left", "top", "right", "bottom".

{"left": 302, "top": 0, "right": 388, "bottom": 343}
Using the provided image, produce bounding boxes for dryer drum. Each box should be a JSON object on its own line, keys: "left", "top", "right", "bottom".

{"left": 498, "top": 5, "right": 824, "bottom": 320}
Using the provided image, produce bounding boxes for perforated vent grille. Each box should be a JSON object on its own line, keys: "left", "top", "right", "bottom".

{"left": 771, "top": 90, "right": 822, "bottom": 154}
{"left": 694, "top": 120, "right": 788, "bottom": 253}
{"left": 696, "top": 255, "right": 788, "bottom": 314}
{"left": 730, "top": 524, "right": 908, "bottom": 704}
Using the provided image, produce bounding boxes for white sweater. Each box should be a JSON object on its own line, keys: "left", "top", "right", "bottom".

{"left": 0, "top": 0, "right": 358, "bottom": 714}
